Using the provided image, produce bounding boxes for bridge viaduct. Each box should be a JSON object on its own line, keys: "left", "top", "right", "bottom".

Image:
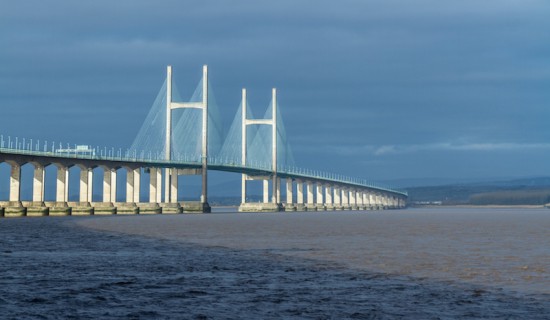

{"left": 0, "top": 65, "right": 407, "bottom": 217}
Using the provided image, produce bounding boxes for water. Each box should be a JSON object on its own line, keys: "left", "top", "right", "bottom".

{"left": 1, "top": 208, "right": 550, "bottom": 319}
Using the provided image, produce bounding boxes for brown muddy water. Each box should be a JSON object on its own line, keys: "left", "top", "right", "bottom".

{"left": 1, "top": 208, "right": 550, "bottom": 319}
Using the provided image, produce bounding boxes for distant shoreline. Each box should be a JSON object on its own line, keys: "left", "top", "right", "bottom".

{"left": 411, "top": 204, "right": 547, "bottom": 209}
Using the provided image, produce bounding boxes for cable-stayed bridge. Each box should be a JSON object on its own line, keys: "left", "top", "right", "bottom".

{"left": 0, "top": 66, "right": 407, "bottom": 216}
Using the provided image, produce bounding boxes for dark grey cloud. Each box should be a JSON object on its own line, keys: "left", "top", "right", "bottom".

{"left": 1, "top": 0, "right": 550, "bottom": 183}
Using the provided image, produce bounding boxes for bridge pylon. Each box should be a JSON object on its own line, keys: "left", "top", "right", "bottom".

{"left": 239, "top": 88, "right": 282, "bottom": 212}
{"left": 165, "top": 65, "right": 210, "bottom": 212}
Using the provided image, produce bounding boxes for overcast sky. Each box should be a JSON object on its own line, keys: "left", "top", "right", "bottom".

{"left": 1, "top": 0, "right": 550, "bottom": 185}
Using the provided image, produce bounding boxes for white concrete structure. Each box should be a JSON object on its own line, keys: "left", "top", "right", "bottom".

{"left": 239, "top": 87, "right": 280, "bottom": 212}
{"left": 165, "top": 65, "right": 209, "bottom": 210}
{"left": 0, "top": 65, "right": 408, "bottom": 217}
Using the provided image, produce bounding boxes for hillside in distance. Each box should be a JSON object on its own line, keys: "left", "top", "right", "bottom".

{"left": 407, "top": 177, "right": 550, "bottom": 206}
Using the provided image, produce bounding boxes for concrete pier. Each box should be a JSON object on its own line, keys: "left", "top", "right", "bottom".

{"left": 9, "top": 162, "right": 21, "bottom": 203}
{"left": 26, "top": 201, "right": 49, "bottom": 217}
{"left": 160, "top": 202, "right": 182, "bottom": 214}
{"left": 305, "top": 181, "right": 316, "bottom": 211}
{"left": 92, "top": 202, "right": 116, "bottom": 215}
{"left": 47, "top": 201, "right": 71, "bottom": 216}
{"left": 56, "top": 165, "right": 69, "bottom": 203}
{"left": 69, "top": 202, "right": 94, "bottom": 216}
{"left": 3, "top": 202, "right": 26, "bottom": 217}
{"left": 116, "top": 202, "right": 139, "bottom": 215}
{"left": 139, "top": 202, "right": 162, "bottom": 214}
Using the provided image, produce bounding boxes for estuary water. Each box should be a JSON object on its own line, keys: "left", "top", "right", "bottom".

{"left": 1, "top": 208, "right": 550, "bottom": 319}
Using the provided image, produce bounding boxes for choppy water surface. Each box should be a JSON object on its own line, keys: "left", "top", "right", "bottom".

{"left": 1, "top": 208, "right": 550, "bottom": 319}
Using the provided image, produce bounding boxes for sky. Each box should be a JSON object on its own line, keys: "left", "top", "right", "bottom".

{"left": 1, "top": 0, "right": 550, "bottom": 187}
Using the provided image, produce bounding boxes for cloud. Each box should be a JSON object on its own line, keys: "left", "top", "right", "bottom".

{"left": 2, "top": 0, "right": 550, "bottom": 181}
{"left": 373, "top": 142, "right": 550, "bottom": 156}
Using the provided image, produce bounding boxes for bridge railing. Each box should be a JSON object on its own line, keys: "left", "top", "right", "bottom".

{"left": 0, "top": 134, "right": 407, "bottom": 196}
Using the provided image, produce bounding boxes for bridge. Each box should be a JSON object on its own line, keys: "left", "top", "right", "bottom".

{"left": 0, "top": 65, "right": 407, "bottom": 217}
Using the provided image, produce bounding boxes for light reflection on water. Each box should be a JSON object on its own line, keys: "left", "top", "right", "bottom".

{"left": 81, "top": 208, "right": 550, "bottom": 295}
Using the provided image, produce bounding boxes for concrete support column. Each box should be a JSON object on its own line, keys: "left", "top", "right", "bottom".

{"left": 133, "top": 168, "right": 141, "bottom": 203}
{"left": 9, "top": 163, "right": 21, "bottom": 202}
{"left": 369, "top": 193, "right": 375, "bottom": 207}
{"left": 87, "top": 169, "right": 93, "bottom": 202}
{"left": 296, "top": 179, "right": 304, "bottom": 204}
{"left": 325, "top": 185, "right": 332, "bottom": 205}
{"left": 334, "top": 186, "right": 341, "bottom": 206}
{"left": 342, "top": 188, "right": 349, "bottom": 208}
{"left": 241, "top": 174, "right": 246, "bottom": 204}
{"left": 286, "top": 179, "right": 293, "bottom": 204}
{"left": 306, "top": 181, "right": 314, "bottom": 205}
{"left": 110, "top": 169, "right": 117, "bottom": 202}
{"left": 357, "top": 191, "right": 364, "bottom": 208}
{"left": 79, "top": 168, "right": 90, "bottom": 203}
{"left": 170, "top": 168, "right": 178, "bottom": 203}
{"left": 316, "top": 183, "right": 323, "bottom": 205}
{"left": 363, "top": 192, "right": 369, "bottom": 208}
{"left": 149, "top": 168, "right": 157, "bottom": 203}
{"left": 32, "top": 165, "right": 45, "bottom": 203}
{"left": 56, "top": 165, "right": 68, "bottom": 202}
{"left": 263, "top": 180, "right": 269, "bottom": 203}
{"left": 164, "top": 168, "right": 171, "bottom": 205}
{"left": 127, "top": 169, "right": 135, "bottom": 203}
{"left": 103, "top": 169, "right": 112, "bottom": 202}
{"left": 350, "top": 190, "right": 357, "bottom": 209}
{"left": 155, "top": 169, "right": 162, "bottom": 203}
{"left": 276, "top": 177, "right": 281, "bottom": 203}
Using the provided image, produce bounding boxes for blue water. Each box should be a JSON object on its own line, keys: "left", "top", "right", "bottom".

{"left": 1, "top": 213, "right": 550, "bottom": 319}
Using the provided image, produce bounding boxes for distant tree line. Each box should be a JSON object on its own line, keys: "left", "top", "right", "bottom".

{"left": 469, "top": 189, "right": 550, "bottom": 205}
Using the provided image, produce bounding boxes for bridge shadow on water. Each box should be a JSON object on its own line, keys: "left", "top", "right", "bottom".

{"left": 1, "top": 216, "right": 549, "bottom": 319}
